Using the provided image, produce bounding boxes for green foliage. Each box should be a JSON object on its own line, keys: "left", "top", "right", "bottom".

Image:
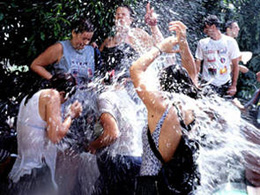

{"left": 0, "top": 0, "right": 259, "bottom": 99}
{"left": 0, "top": 0, "right": 136, "bottom": 66}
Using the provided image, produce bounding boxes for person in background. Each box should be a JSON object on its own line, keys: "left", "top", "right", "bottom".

{"left": 99, "top": 3, "right": 163, "bottom": 78}
{"left": 225, "top": 20, "right": 253, "bottom": 74}
{"left": 195, "top": 15, "right": 241, "bottom": 97}
{"left": 31, "top": 18, "right": 101, "bottom": 86}
{"left": 8, "top": 73, "right": 82, "bottom": 195}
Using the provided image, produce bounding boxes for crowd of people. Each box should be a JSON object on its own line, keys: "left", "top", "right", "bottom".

{"left": 0, "top": 3, "right": 259, "bottom": 195}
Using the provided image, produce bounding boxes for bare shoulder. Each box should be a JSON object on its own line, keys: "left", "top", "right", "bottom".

{"left": 132, "top": 27, "right": 150, "bottom": 37}
{"left": 40, "top": 89, "right": 59, "bottom": 102}
{"left": 46, "top": 42, "right": 63, "bottom": 53}
{"left": 146, "top": 91, "right": 168, "bottom": 112}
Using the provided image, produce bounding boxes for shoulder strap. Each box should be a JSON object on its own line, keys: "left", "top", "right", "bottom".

{"left": 147, "top": 128, "right": 165, "bottom": 164}
{"left": 172, "top": 103, "right": 192, "bottom": 131}
{"left": 147, "top": 103, "right": 194, "bottom": 164}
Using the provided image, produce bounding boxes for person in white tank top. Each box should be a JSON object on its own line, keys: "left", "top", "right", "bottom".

{"left": 8, "top": 73, "right": 82, "bottom": 195}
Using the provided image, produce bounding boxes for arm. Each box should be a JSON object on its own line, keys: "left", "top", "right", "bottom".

{"left": 130, "top": 36, "right": 178, "bottom": 106}
{"left": 145, "top": 3, "right": 163, "bottom": 44}
{"left": 87, "top": 113, "right": 120, "bottom": 154}
{"left": 169, "top": 21, "right": 198, "bottom": 86}
{"left": 239, "top": 65, "right": 249, "bottom": 73}
{"left": 227, "top": 57, "right": 240, "bottom": 96}
{"left": 99, "top": 38, "right": 109, "bottom": 52}
{"left": 46, "top": 91, "right": 82, "bottom": 143}
{"left": 30, "top": 43, "right": 63, "bottom": 80}
{"left": 195, "top": 59, "right": 202, "bottom": 75}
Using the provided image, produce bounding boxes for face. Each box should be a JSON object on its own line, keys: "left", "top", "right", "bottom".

{"left": 115, "top": 7, "right": 133, "bottom": 27}
{"left": 71, "top": 31, "right": 94, "bottom": 50}
{"left": 204, "top": 24, "right": 215, "bottom": 38}
{"left": 230, "top": 22, "right": 240, "bottom": 38}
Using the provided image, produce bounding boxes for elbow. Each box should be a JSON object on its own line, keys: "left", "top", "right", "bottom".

{"left": 107, "top": 129, "right": 120, "bottom": 143}
{"left": 102, "top": 128, "right": 120, "bottom": 144}
{"left": 30, "top": 62, "right": 36, "bottom": 72}
{"left": 111, "top": 129, "right": 120, "bottom": 141}
{"left": 30, "top": 61, "right": 40, "bottom": 73}
{"left": 47, "top": 129, "right": 66, "bottom": 144}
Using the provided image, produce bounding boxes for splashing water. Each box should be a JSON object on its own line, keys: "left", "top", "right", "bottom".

{"left": 2, "top": 2, "right": 260, "bottom": 194}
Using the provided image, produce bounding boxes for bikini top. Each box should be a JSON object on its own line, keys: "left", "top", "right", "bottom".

{"left": 140, "top": 103, "right": 195, "bottom": 176}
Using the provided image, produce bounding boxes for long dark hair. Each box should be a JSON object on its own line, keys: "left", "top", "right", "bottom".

{"left": 24, "top": 73, "right": 76, "bottom": 105}
{"left": 159, "top": 65, "right": 199, "bottom": 99}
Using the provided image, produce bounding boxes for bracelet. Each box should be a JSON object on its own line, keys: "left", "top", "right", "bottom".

{"left": 154, "top": 45, "right": 163, "bottom": 55}
{"left": 65, "top": 112, "right": 73, "bottom": 120}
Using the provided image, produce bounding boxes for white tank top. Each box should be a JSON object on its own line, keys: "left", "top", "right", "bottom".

{"left": 9, "top": 90, "right": 57, "bottom": 188}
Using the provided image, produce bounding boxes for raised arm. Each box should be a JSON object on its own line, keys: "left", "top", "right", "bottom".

{"left": 145, "top": 3, "right": 164, "bottom": 44}
{"left": 130, "top": 35, "right": 178, "bottom": 106}
{"left": 169, "top": 21, "right": 198, "bottom": 86}
{"left": 31, "top": 43, "right": 63, "bottom": 80}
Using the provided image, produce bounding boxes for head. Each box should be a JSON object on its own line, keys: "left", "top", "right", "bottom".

{"left": 50, "top": 73, "right": 77, "bottom": 103}
{"left": 203, "top": 15, "right": 221, "bottom": 38}
{"left": 225, "top": 20, "right": 240, "bottom": 38}
{"left": 24, "top": 73, "right": 77, "bottom": 105}
{"left": 115, "top": 4, "right": 135, "bottom": 28}
{"left": 159, "top": 66, "right": 199, "bottom": 99}
{"left": 71, "top": 18, "right": 94, "bottom": 50}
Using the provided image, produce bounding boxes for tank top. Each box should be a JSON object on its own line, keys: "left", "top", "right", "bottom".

{"left": 9, "top": 90, "right": 57, "bottom": 188}
{"left": 53, "top": 40, "right": 95, "bottom": 87}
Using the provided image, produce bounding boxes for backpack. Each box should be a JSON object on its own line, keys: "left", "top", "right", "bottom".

{"left": 147, "top": 125, "right": 199, "bottom": 194}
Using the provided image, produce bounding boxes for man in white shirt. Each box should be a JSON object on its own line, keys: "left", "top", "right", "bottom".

{"left": 195, "top": 15, "right": 241, "bottom": 97}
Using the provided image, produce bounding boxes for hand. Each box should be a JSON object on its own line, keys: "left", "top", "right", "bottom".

{"left": 69, "top": 100, "right": 82, "bottom": 119}
{"left": 85, "top": 144, "right": 96, "bottom": 154}
{"left": 91, "top": 42, "right": 98, "bottom": 48}
{"left": 227, "top": 85, "right": 237, "bottom": 96}
{"left": 169, "top": 21, "right": 187, "bottom": 43}
{"left": 145, "top": 3, "right": 157, "bottom": 26}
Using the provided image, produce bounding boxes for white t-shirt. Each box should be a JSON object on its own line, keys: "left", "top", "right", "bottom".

{"left": 195, "top": 34, "right": 241, "bottom": 86}
{"left": 97, "top": 88, "right": 143, "bottom": 157}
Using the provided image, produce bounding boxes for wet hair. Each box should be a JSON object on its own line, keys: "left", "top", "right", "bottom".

{"left": 49, "top": 73, "right": 77, "bottom": 98}
{"left": 24, "top": 73, "right": 77, "bottom": 105}
{"left": 71, "top": 18, "right": 94, "bottom": 33}
{"left": 225, "top": 20, "right": 237, "bottom": 30}
{"left": 116, "top": 4, "right": 135, "bottom": 18}
{"left": 159, "top": 65, "right": 199, "bottom": 99}
{"left": 204, "top": 15, "right": 221, "bottom": 29}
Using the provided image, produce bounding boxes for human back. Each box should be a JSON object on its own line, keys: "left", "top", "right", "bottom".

{"left": 8, "top": 73, "right": 81, "bottom": 194}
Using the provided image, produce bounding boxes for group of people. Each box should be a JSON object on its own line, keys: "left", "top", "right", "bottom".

{"left": 4, "top": 2, "right": 260, "bottom": 195}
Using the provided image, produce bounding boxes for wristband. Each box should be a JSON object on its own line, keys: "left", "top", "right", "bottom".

{"left": 65, "top": 112, "right": 73, "bottom": 120}
{"left": 154, "top": 45, "right": 162, "bottom": 55}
